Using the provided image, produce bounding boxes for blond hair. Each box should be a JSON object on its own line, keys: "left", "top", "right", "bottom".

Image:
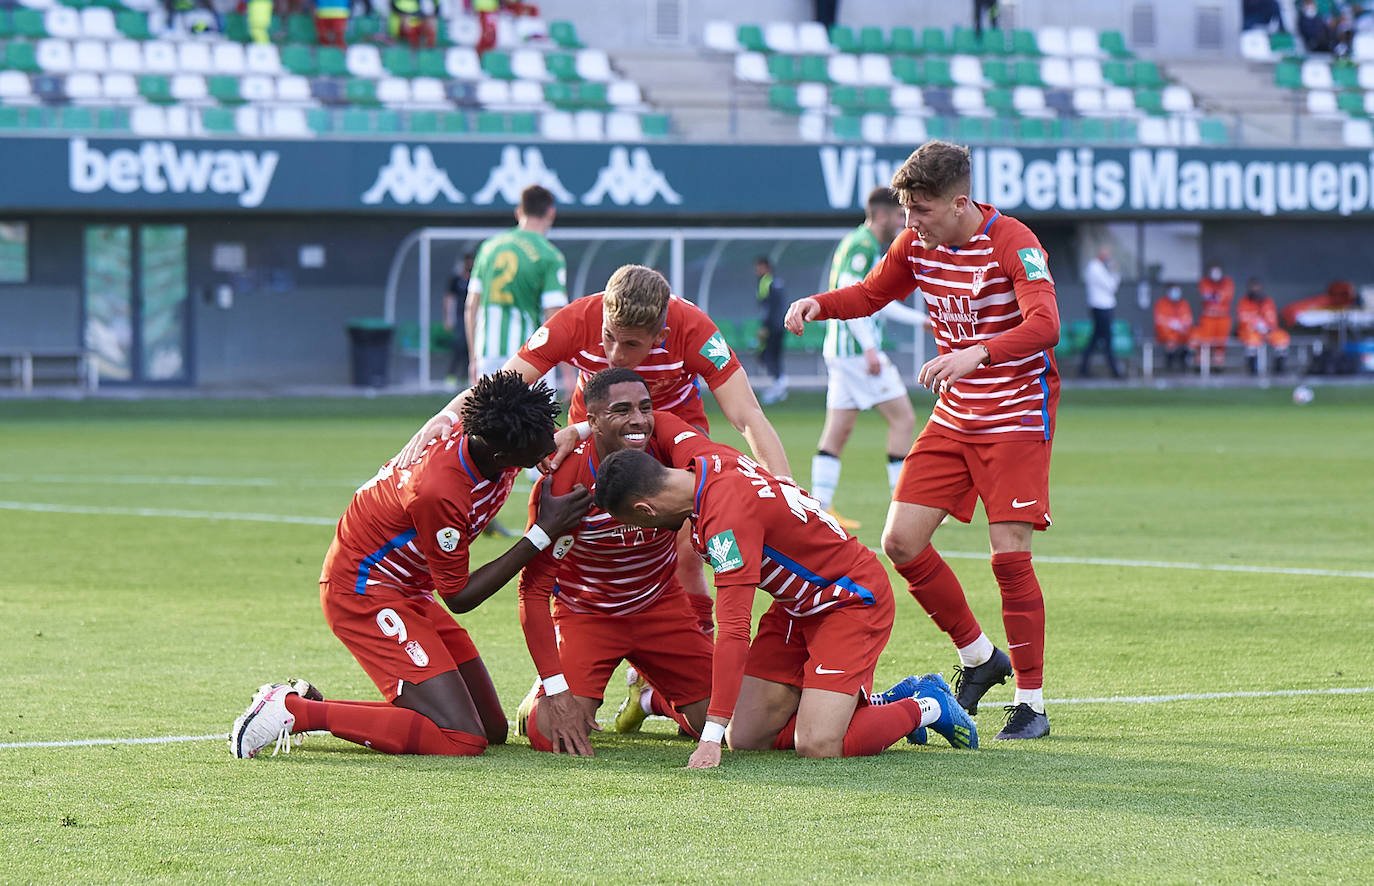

{"left": 890, "top": 141, "right": 972, "bottom": 202}
{"left": 603, "top": 265, "right": 670, "bottom": 331}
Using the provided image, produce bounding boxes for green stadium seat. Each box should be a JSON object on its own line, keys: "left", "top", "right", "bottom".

{"left": 139, "top": 75, "right": 172, "bottom": 104}
{"left": 985, "top": 88, "right": 1015, "bottom": 115}
{"left": 96, "top": 107, "right": 128, "bottom": 132}
{"left": 480, "top": 50, "right": 513, "bottom": 79}
{"left": 924, "top": 116, "right": 950, "bottom": 139}
{"left": 223, "top": 12, "right": 248, "bottom": 42}
{"left": 0, "top": 14, "right": 11, "bottom": 39}
{"left": 201, "top": 107, "right": 236, "bottom": 134}
{"left": 1013, "top": 60, "right": 1044, "bottom": 87}
{"left": 5, "top": 42, "right": 40, "bottom": 73}
{"left": 476, "top": 111, "right": 505, "bottom": 133}
{"left": 1061, "top": 319, "right": 1092, "bottom": 356}
{"left": 286, "top": 14, "right": 314, "bottom": 44}
{"left": 1099, "top": 30, "right": 1132, "bottom": 58}
{"left": 1132, "top": 61, "right": 1163, "bottom": 89}
{"left": 924, "top": 58, "right": 954, "bottom": 87}
{"left": 437, "top": 111, "right": 467, "bottom": 133}
{"left": 115, "top": 10, "right": 150, "bottom": 39}
{"left": 983, "top": 59, "right": 1013, "bottom": 87}
{"left": 1102, "top": 60, "right": 1131, "bottom": 87}
{"left": 831, "top": 85, "right": 862, "bottom": 114}
{"left": 828, "top": 24, "right": 857, "bottom": 53}
{"left": 12, "top": 9, "right": 46, "bottom": 38}
{"left": 767, "top": 53, "right": 799, "bottom": 81}
{"left": 549, "top": 20, "right": 582, "bottom": 49}
{"left": 545, "top": 51, "right": 580, "bottom": 81}
{"left": 786, "top": 320, "right": 826, "bottom": 351}
{"left": 1012, "top": 29, "right": 1041, "bottom": 56}
{"left": 737, "top": 24, "right": 766, "bottom": 52}
{"left": 1075, "top": 117, "right": 1109, "bottom": 142}
{"left": 891, "top": 56, "right": 922, "bottom": 85}
{"left": 375, "top": 109, "right": 401, "bottom": 133}
{"left": 981, "top": 29, "right": 1011, "bottom": 55}
{"left": 922, "top": 27, "right": 950, "bottom": 54}
{"left": 307, "top": 107, "right": 331, "bottom": 134}
{"left": 383, "top": 46, "right": 416, "bottom": 77}
{"left": 1198, "top": 117, "right": 1229, "bottom": 144}
{"left": 1269, "top": 30, "right": 1296, "bottom": 54}
{"left": 641, "top": 112, "right": 670, "bottom": 137}
{"left": 1338, "top": 91, "right": 1367, "bottom": 116}
{"left": 57, "top": 105, "right": 94, "bottom": 131}
{"left": 1015, "top": 116, "right": 1060, "bottom": 142}
{"left": 317, "top": 46, "right": 347, "bottom": 76}
{"left": 544, "top": 81, "right": 574, "bottom": 108}
{"left": 348, "top": 14, "right": 383, "bottom": 42}
{"left": 857, "top": 25, "right": 886, "bottom": 53}
{"left": 1333, "top": 62, "right": 1360, "bottom": 90}
{"left": 1112, "top": 119, "right": 1138, "bottom": 143}
{"left": 409, "top": 110, "right": 438, "bottom": 133}
{"left": 952, "top": 26, "right": 981, "bottom": 55}
{"left": 417, "top": 48, "right": 446, "bottom": 78}
{"left": 799, "top": 54, "right": 832, "bottom": 82}
{"left": 280, "top": 44, "right": 316, "bottom": 76}
{"left": 340, "top": 107, "right": 371, "bottom": 133}
{"left": 1274, "top": 60, "right": 1302, "bottom": 89}
{"left": 509, "top": 112, "right": 536, "bottom": 135}
{"left": 861, "top": 85, "right": 893, "bottom": 113}
{"left": 576, "top": 81, "right": 609, "bottom": 108}
{"left": 832, "top": 115, "right": 862, "bottom": 140}
{"left": 1135, "top": 89, "right": 1164, "bottom": 115}
{"left": 889, "top": 26, "right": 918, "bottom": 54}
{"left": 768, "top": 84, "right": 801, "bottom": 112}
{"left": 345, "top": 78, "right": 379, "bottom": 106}
{"left": 954, "top": 116, "right": 991, "bottom": 141}
{"left": 208, "top": 75, "right": 242, "bottom": 104}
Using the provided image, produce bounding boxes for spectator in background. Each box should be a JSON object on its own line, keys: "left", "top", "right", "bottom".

{"left": 1241, "top": 0, "right": 1287, "bottom": 31}
{"left": 475, "top": 0, "right": 499, "bottom": 55}
{"left": 754, "top": 257, "right": 789, "bottom": 405}
{"left": 443, "top": 252, "right": 475, "bottom": 389}
{"left": 392, "top": 0, "right": 436, "bottom": 47}
{"left": 814, "top": 0, "right": 839, "bottom": 29}
{"left": 1236, "top": 278, "right": 1290, "bottom": 374}
{"left": 315, "top": 0, "right": 351, "bottom": 45}
{"left": 1191, "top": 262, "right": 1235, "bottom": 371}
{"left": 973, "top": 0, "right": 1000, "bottom": 36}
{"left": 1153, "top": 284, "right": 1194, "bottom": 372}
{"left": 246, "top": 0, "right": 275, "bottom": 43}
{"left": 1331, "top": 5, "right": 1357, "bottom": 54}
{"left": 1298, "top": 1, "right": 1336, "bottom": 51}
{"left": 1079, "top": 245, "right": 1123, "bottom": 379}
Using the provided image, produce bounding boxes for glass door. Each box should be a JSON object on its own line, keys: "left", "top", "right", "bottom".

{"left": 84, "top": 224, "right": 189, "bottom": 384}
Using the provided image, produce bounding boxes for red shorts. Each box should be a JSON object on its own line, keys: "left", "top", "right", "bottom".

{"left": 321, "top": 581, "right": 477, "bottom": 701}
{"left": 744, "top": 564, "right": 894, "bottom": 697}
{"left": 895, "top": 424, "right": 1053, "bottom": 529}
{"left": 552, "top": 590, "right": 712, "bottom": 705}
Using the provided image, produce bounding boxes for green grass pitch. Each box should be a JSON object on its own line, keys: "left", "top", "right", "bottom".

{"left": 1, "top": 386, "right": 1371, "bottom": 883}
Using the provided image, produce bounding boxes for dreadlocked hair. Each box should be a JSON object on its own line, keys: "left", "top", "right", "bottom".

{"left": 461, "top": 370, "right": 561, "bottom": 452}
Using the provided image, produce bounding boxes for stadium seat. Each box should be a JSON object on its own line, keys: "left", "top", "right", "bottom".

{"left": 509, "top": 78, "right": 543, "bottom": 107}
{"left": 1068, "top": 27, "right": 1102, "bottom": 57}
{"left": 277, "top": 74, "right": 310, "bottom": 103}
{"left": 889, "top": 26, "right": 918, "bottom": 55}
{"left": 1015, "top": 116, "right": 1060, "bottom": 141}
{"left": 604, "top": 110, "right": 643, "bottom": 140}
{"left": 1306, "top": 90, "right": 1339, "bottom": 117}
{"left": 307, "top": 106, "right": 333, "bottom": 133}
{"left": 1072, "top": 87, "right": 1103, "bottom": 115}
{"left": 64, "top": 70, "right": 99, "bottom": 101}
{"left": 832, "top": 114, "right": 862, "bottom": 140}
{"left": 827, "top": 53, "right": 860, "bottom": 85}
{"left": 1102, "top": 60, "right": 1130, "bottom": 87}
{"left": 924, "top": 58, "right": 954, "bottom": 87}
{"left": 130, "top": 103, "right": 166, "bottom": 135}
{"left": 831, "top": 85, "right": 862, "bottom": 114}
{"left": 888, "top": 84, "right": 924, "bottom": 113}
{"left": 202, "top": 106, "right": 236, "bottom": 134}
{"left": 703, "top": 20, "right": 741, "bottom": 52}
{"left": 286, "top": 14, "right": 314, "bottom": 45}
{"left": 607, "top": 80, "right": 642, "bottom": 107}
{"left": 980, "top": 28, "right": 1011, "bottom": 56}
{"left": 207, "top": 75, "right": 241, "bottom": 104}
{"left": 796, "top": 81, "right": 827, "bottom": 110}
{"left": 104, "top": 39, "right": 141, "bottom": 73}
{"left": 828, "top": 24, "right": 857, "bottom": 53}
{"left": 738, "top": 23, "right": 769, "bottom": 52}
{"left": 170, "top": 73, "right": 206, "bottom": 102}
{"left": 71, "top": 38, "right": 105, "bottom": 71}
{"left": 340, "top": 107, "right": 372, "bottom": 133}
{"left": 735, "top": 52, "right": 769, "bottom": 82}
{"left": 767, "top": 53, "right": 799, "bottom": 81}
{"left": 952, "top": 26, "right": 980, "bottom": 55}
{"left": 280, "top": 44, "right": 316, "bottom": 76}
{"left": 56, "top": 104, "right": 93, "bottom": 131}
{"left": 1013, "top": 60, "right": 1045, "bottom": 87}
{"left": 141, "top": 39, "right": 176, "bottom": 74}
{"left": 1040, "top": 57, "right": 1072, "bottom": 89}
{"left": 798, "top": 54, "right": 830, "bottom": 83}
{"left": 178, "top": 41, "right": 213, "bottom": 75}
{"left": 951, "top": 85, "right": 988, "bottom": 116}
{"left": 768, "top": 83, "right": 801, "bottom": 112}
{"left": 1198, "top": 118, "right": 1228, "bottom": 144}
{"left": 511, "top": 48, "right": 546, "bottom": 80}
{"left": 1343, "top": 117, "right": 1374, "bottom": 146}
{"left": 860, "top": 112, "right": 887, "bottom": 142}
{"left": 380, "top": 46, "right": 415, "bottom": 78}
{"left": 446, "top": 47, "right": 481, "bottom": 80}
{"left": 346, "top": 44, "right": 382, "bottom": 78}
{"left": 985, "top": 87, "right": 1015, "bottom": 115}
{"left": 1161, "top": 85, "right": 1194, "bottom": 113}
{"left": 1301, "top": 59, "right": 1334, "bottom": 90}
{"left": 550, "top": 20, "right": 582, "bottom": 49}
{"left": 475, "top": 78, "right": 510, "bottom": 107}
{"left": 1099, "top": 30, "right": 1132, "bottom": 58}
{"left": 12, "top": 8, "right": 46, "bottom": 39}
{"left": 857, "top": 52, "right": 894, "bottom": 85}
{"left": 1036, "top": 26, "right": 1068, "bottom": 57}
{"left": 376, "top": 76, "right": 410, "bottom": 106}
{"left": 921, "top": 27, "right": 949, "bottom": 55}
{"left": 1238, "top": 28, "right": 1274, "bottom": 61}
{"left": 574, "top": 108, "right": 603, "bottom": 139}
{"left": 246, "top": 43, "right": 282, "bottom": 75}
{"left": 891, "top": 56, "right": 922, "bottom": 85}
{"left": 1132, "top": 61, "right": 1163, "bottom": 89}
{"left": 544, "top": 80, "right": 574, "bottom": 109}
{"left": 1333, "top": 61, "right": 1359, "bottom": 90}
{"left": 574, "top": 49, "right": 612, "bottom": 82}
{"left": 212, "top": 42, "right": 246, "bottom": 75}
{"left": 1102, "top": 86, "right": 1135, "bottom": 115}
{"left": 1353, "top": 32, "right": 1374, "bottom": 63}
{"left": 889, "top": 114, "right": 927, "bottom": 143}
{"left": 1274, "top": 59, "right": 1302, "bottom": 89}
{"left": 239, "top": 74, "right": 274, "bottom": 103}
{"left": 1011, "top": 85, "right": 1049, "bottom": 116}
{"left": 1012, "top": 29, "right": 1041, "bottom": 56}
{"left": 113, "top": 10, "right": 151, "bottom": 41}
{"left": 312, "top": 78, "right": 344, "bottom": 104}
{"left": 1270, "top": 30, "right": 1296, "bottom": 53}
{"left": 43, "top": 5, "right": 78, "bottom": 39}
{"left": 983, "top": 59, "right": 1014, "bottom": 88}
{"left": 411, "top": 77, "right": 445, "bottom": 106}
{"left": 797, "top": 21, "right": 830, "bottom": 54}
{"left": 136, "top": 73, "right": 170, "bottom": 103}
{"left": 575, "top": 81, "right": 609, "bottom": 108}
{"left": 640, "top": 112, "right": 670, "bottom": 138}
{"left": 950, "top": 54, "right": 984, "bottom": 87}
{"left": 36, "top": 38, "right": 72, "bottom": 73}
{"left": 796, "top": 110, "right": 822, "bottom": 141}
{"left": 374, "top": 109, "right": 401, "bottom": 134}
{"left": 762, "top": 22, "right": 798, "bottom": 53}
{"left": 345, "top": 77, "right": 378, "bottom": 107}
{"left": 0, "top": 69, "right": 32, "bottom": 100}
{"left": 1071, "top": 58, "right": 1104, "bottom": 89}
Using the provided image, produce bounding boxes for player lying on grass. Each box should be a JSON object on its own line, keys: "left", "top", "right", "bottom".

{"left": 594, "top": 445, "right": 979, "bottom": 769}
{"left": 229, "top": 372, "right": 590, "bottom": 759}
{"left": 517, "top": 368, "right": 721, "bottom": 756}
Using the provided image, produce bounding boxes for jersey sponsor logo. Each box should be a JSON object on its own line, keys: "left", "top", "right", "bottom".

{"left": 528, "top": 325, "right": 551, "bottom": 350}
{"left": 933, "top": 294, "right": 977, "bottom": 342}
{"left": 673, "top": 430, "right": 698, "bottom": 444}
{"left": 68, "top": 137, "right": 279, "bottom": 209}
{"left": 552, "top": 534, "right": 575, "bottom": 560}
{"left": 403, "top": 639, "right": 430, "bottom": 667}
{"left": 473, "top": 145, "right": 576, "bottom": 205}
{"left": 582, "top": 147, "right": 683, "bottom": 206}
{"left": 362, "top": 145, "right": 464, "bottom": 206}
{"left": 699, "top": 332, "right": 731, "bottom": 369}
{"left": 706, "top": 530, "right": 744, "bottom": 572}
{"left": 1017, "top": 247, "right": 1052, "bottom": 283}
{"left": 436, "top": 527, "right": 461, "bottom": 552}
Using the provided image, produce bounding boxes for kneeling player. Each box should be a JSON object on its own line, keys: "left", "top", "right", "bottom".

{"left": 595, "top": 446, "right": 979, "bottom": 769}
{"left": 229, "top": 372, "right": 590, "bottom": 759}
{"left": 519, "top": 368, "right": 718, "bottom": 756}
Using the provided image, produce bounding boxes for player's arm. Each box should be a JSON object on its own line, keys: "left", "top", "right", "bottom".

{"left": 980, "top": 238, "right": 1060, "bottom": 365}
{"left": 785, "top": 237, "right": 916, "bottom": 335}
{"left": 689, "top": 580, "right": 754, "bottom": 769}
{"left": 710, "top": 371, "right": 792, "bottom": 478}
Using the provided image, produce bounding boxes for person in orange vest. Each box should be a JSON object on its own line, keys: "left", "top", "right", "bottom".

{"left": 1280, "top": 279, "right": 1359, "bottom": 329}
{"left": 1152, "top": 284, "right": 1194, "bottom": 372}
{"left": 1190, "top": 262, "right": 1234, "bottom": 370}
{"left": 1236, "top": 278, "right": 1290, "bottom": 374}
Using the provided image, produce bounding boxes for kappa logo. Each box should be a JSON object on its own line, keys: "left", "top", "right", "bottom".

{"left": 934, "top": 294, "right": 977, "bottom": 342}
{"left": 472, "top": 145, "right": 576, "bottom": 205}
{"left": 699, "top": 332, "right": 732, "bottom": 369}
{"left": 581, "top": 147, "right": 683, "bottom": 206}
{"left": 1017, "top": 248, "right": 1052, "bottom": 283}
{"left": 436, "top": 526, "right": 461, "bottom": 552}
{"left": 706, "top": 530, "right": 744, "bottom": 572}
{"left": 527, "top": 325, "right": 551, "bottom": 350}
{"left": 362, "top": 145, "right": 464, "bottom": 206}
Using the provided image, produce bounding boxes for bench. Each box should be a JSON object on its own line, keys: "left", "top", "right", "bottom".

{"left": 1140, "top": 337, "right": 1317, "bottom": 379}
{"left": 0, "top": 349, "right": 99, "bottom": 391}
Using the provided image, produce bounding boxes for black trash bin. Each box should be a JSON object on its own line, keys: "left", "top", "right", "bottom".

{"left": 346, "top": 318, "right": 394, "bottom": 387}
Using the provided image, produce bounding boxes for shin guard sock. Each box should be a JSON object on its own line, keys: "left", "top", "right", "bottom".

{"left": 525, "top": 700, "right": 554, "bottom": 753}
{"left": 841, "top": 698, "right": 923, "bottom": 757}
{"left": 772, "top": 714, "right": 798, "bottom": 750}
{"left": 687, "top": 593, "right": 715, "bottom": 636}
{"left": 894, "top": 545, "right": 982, "bottom": 648}
{"left": 648, "top": 691, "right": 700, "bottom": 738}
{"left": 285, "top": 695, "right": 486, "bottom": 755}
{"left": 992, "top": 551, "right": 1045, "bottom": 691}
{"left": 886, "top": 454, "right": 904, "bottom": 492}
{"left": 810, "top": 452, "right": 841, "bottom": 510}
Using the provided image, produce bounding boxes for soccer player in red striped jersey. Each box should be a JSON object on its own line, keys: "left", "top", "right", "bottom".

{"left": 786, "top": 141, "right": 1060, "bottom": 740}
{"left": 595, "top": 445, "right": 978, "bottom": 769}
{"left": 517, "top": 368, "right": 720, "bottom": 755}
{"left": 228, "top": 372, "right": 590, "bottom": 759}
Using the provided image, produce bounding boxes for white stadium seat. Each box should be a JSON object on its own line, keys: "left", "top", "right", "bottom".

{"left": 0, "top": 70, "right": 33, "bottom": 100}
{"left": 1036, "top": 26, "right": 1069, "bottom": 57}
{"left": 102, "top": 72, "right": 138, "bottom": 102}
{"left": 212, "top": 42, "right": 246, "bottom": 75}
{"left": 1040, "top": 57, "right": 1072, "bottom": 89}
{"left": 889, "top": 115, "right": 927, "bottom": 143}
{"left": 510, "top": 49, "right": 547, "bottom": 81}
{"left": 1353, "top": 32, "right": 1374, "bottom": 63}
{"left": 474, "top": 78, "right": 510, "bottom": 106}
{"left": 1138, "top": 116, "right": 1172, "bottom": 145}
{"left": 951, "top": 85, "right": 988, "bottom": 115}
{"left": 178, "top": 42, "right": 214, "bottom": 74}
{"left": 345, "top": 44, "right": 381, "bottom": 78}
{"left": 447, "top": 14, "right": 479, "bottom": 46}
{"left": 43, "top": 5, "right": 80, "bottom": 39}
{"left": 761, "top": 22, "right": 798, "bottom": 53}
{"left": 1070, "top": 58, "right": 1104, "bottom": 89}
{"left": 798, "top": 111, "right": 826, "bottom": 142}
{"left": 268, "top": 106, "right": 309, "bottom": 137}
{"left": 376, "top": 77, "right": 410, "bottom": 106}
{"left": 607, "top": 80, "right": 642, "bottom": 107}
{"left": 72, "top": 39, "right": 107, "bottom": 72}
{"left": 860, "top": 112, "right": 887, "bottom": 143}
{"left": 130, "top": 104, "right": 167, "bottom": 136}
{"left": 35, "top": 39, "right": 73, "bottom": 73}
{"left": 233, "top": 105, "right": 262, "bottom": 137}
{"left": 575, "top": 49, "right": 613, "bottom": 82}
{"left": 1103, "top": 86, "right": 1136, "bottom": 116}
{"left": 142, "top": 40, "right": 177, "bottom": 74}
{"left": 573, "top": 109, "right": 603, "bottom": 140}
{"left": 1300, "top": 59, "right": 1333, "bottom": 90}
{"left": 796, "top": 81, "right": 828, "bottom": 110}
{"left": 890, "top": 84, "right": 925, "bottom": 113}
{"left": 65, "top": 71, "right": 101, "bottom": 101}
{"left": 1358, "top": 63, "right": 1374, "bottom": 90}
{"left": 540, "top": 110, "right": 576, "bottom": 139}
{"left": 797, "top": 21, "right": 832, "bottom": 54}
{"left": 246, "top": 43, "right": 283, "bottom": 75}
{"left": 826, "top": 53, "right": 861, "bottom": 85}
{"left": 275, "top": 74, "right": 311, "bottom": 103}
{"left": 446, "top": 47, "right": 481, "bottom": 80}
{"left": 170, "top": 73, "right": 207, "bottom": 102}
{"left": 1072, "top": 87, "right": 1104, "bottom": 115}
{"left": 1068, "top": 26, "right": 1103, "bottom": 57}
{"left": 238, "top": 74, "right": 275, "bottom": 103}
{"left": 605, "top": 111, "right": 644, "bottom": 141}
{"left": 107, "top": 40, "right": 143, "bottom": 73}
{"left": 858, "top": 53, "right": 894, "bottom": 86}
{"left": 1364, "top": 92, "right": 1374, "bottom": 115}
{"left": 1161, "top": 85, "right": 1194, "bottom": 113}
{"left": 1012, "top": 85, "right": 1049, "bottom": 116}
{"left": 509, "top": 78, "right": 544, "bottom": 107}
{"left": 410, "top": 77, "right": 445, "bottom": 105}
{"left": 79, "top": 6, "right": 117, "bottom": 39}
{"left": 950, "top": 54, "right": 985, "bottom": 86}
{"left": 1305, "top": 89, "right": 1338, "bottom": 117}
{"left": 703, "top": 20, "right": 741, "bottom": 53}
{"left": 1238, "top": 29, "right": 1274, "bottom": 62}
{"left": 1343, "top": 118, "right": 1374, "bottom": 147}
{"left": 734, "top": 52, "right": 769, "bottom": 83}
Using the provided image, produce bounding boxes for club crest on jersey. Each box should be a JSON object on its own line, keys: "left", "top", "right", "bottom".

{"left": 1017, "top": 248, "right": 1052, "bottom": 283}
{"left": 404, "top": 640, "right": 429, "bottom": 667}
{"left": 552, "top": 534, "right": 575, "bottom": 560}
{"left": 699, "top": 332, "right": 731, "bottom": 369}
{"left": 706, "top": 530, "right": 744, "bottom": 572}
{"left": 971, "top": 267, "right": 986, "bottom": 296}
{"left": 436, "top": 527, "right": 461, "bottom": 552}
{"left": 528, "top": 325, "right": 551, "bottom": 350}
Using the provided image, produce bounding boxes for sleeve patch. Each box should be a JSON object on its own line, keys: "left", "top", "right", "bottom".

{"left": 706, "top": 530, "right": 744, "bottom": 572}
{"left": 698, "top": 332, "right": 732, "bottom": 370}
{"left": 527, "top": 325, "right": 551, "bottom": 350}
{"left": 1017, "top": 247, "right": 1052, "bottom": 283}
{"left": 436, "top": 527, "right": 461, "bottom": 552}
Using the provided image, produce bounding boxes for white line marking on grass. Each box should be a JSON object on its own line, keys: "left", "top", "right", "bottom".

{"left": 937, "top": 550, "right": 1374, "bottom": 580}
{"left": 0, "top": 501, "right": 336, "bottom": 526}
{"left": 0, "top": 473, "right": 353, "bottom": 488}
{"left": 4, "top": 688, "right": 1371, "bottom": 751}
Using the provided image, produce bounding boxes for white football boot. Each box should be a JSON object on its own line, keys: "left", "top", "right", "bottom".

{"left": 229, "top": 683, "right": 299, "bottom": 759}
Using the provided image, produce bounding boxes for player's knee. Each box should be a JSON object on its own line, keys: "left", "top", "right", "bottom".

{"left": 793, "top": 730, "right": 844, "bottom": 759}
{"left": 485, "top": 718, "right": 509, "bottom": 746}
{"left": 442, "top": 729, "right": 489, "bottom": 756}
{"left": 881, "top": 529, "right": 921, "bottom": 565}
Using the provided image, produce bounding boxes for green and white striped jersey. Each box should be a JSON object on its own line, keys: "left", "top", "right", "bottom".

{"left": 468, "top": 228, "right": 568, "bottom": 360}
{"left": 823, "top": 225, "right": 884, "bottom": 359}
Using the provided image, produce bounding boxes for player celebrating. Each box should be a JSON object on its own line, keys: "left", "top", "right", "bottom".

{"left": 518, "top": 368, "right": 719, "bottom": 756}
{"left": 785, "top": 140, "right": 1061, "bottom": 741}
{"left": 229, "top": 372, "right": 591, "bottom": 759}
{"left": 594, "top": 446, "right": 977, "bottom": 769}
{"left": 812, "top": 186, "right": 928, "bottom": 530}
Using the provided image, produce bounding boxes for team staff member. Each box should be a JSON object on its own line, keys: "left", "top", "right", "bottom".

{"left": 786, "top": 140, "right": 1060, "bottom": 740}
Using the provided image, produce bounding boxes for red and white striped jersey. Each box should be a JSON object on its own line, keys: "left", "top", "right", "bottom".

{"left": 516, "top": 293, "right": 742, "bottom": 430}
{"left": 813, "top": 203, "right": 1061, "bottom": 442}
{"left": 321, "top": 434, "right": 517, "bottom": 600}
{"left": 517, "top": 412, "right": 716, "bottom": 678}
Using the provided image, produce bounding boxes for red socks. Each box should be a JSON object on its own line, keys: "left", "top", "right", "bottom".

{"left": 841, "top": 699, "right": 923, "bottom": 757}
{"left": 687, "top": 593, "right": 715, "bottom": 637}
{"left": 283, "top": 695, "right": 487, "bottom": 756}
{"left": 893, "top": 545, "right": 983, "bottom": 648}
{"left": 991, "top": 551, "right": 1045, "bottom": 690}
{"left": 772, "top": 714, "right": 798, "bottom": 750}
{"left": 647, "top": 689, "right": 700, "bottom": 738}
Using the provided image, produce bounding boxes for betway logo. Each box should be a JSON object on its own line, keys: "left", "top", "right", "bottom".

{"left": 68, "top": 138, "right": 278, "bottom": 208}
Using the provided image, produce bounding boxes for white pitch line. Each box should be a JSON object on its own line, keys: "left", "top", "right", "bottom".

{"left": 937, "top": 550, "right": 1374, "bottom": 580}
{"left": 3, "top": 687, "right": 1370, "bottom": 751}
{"left": 0, "top": 473, "right": 353, "bottom": 488}
{"left": 0, "top": 501, "right": 336, "bottom": 526}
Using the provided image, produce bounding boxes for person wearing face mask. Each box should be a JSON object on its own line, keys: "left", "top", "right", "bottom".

{"left": 1153, "top": 284, "right": 1194, "bottom": 372}
{"left": 1191, "top": 263, "right": 1235, "bottom": 371}
{"left": 1298, "top": 1, "right": 1335, "bottom": 52}
{"left": 1236, "top": 278, "right": 1290, "bottom": 374}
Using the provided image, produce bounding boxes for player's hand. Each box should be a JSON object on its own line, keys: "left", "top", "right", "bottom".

{"left": 545, "top": 425, "right": 582, "bottom": 472}
{"left": 863, "top": 348, "right": 882, "bottom": 376}
{"left": 784, "top": 297, "right": 821, "bottom": 335}
{"left": 396, "top": 411, "right": 456, "bottom": 467}
{"left": 539, "top": 691, "right": 600, "bottom": 757}
{"left": 536, "top": 482, "right": 591, "bottom": 537}
{"left": 918, "top": 345, "right": 988, "bottom": 392}
{"left": 686, "top": 739, "right": 722, "bottom": 769}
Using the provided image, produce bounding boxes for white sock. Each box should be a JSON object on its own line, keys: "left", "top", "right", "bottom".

{"left": 957, "top": 633, "right": 994, "bottom": 668}
{"left": 915, "top": 696, "right": 941, "bottom": 727}
{"left": 886, "top": 457, "right": 903, "bottom": 492}
{"left": 810, "top": 453, "right": 841, "bottom": 510}
{"left": 1014, "top": 687, "right": 1044, "bottom": 712}
{"left": 639, "top": 687, "right": 654, "bottom": 715}
{"left": 868, "top": 691, "right": 886, "bottom": 706}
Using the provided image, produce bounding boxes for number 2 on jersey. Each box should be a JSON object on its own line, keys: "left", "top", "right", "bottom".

{"left": 488, "top": 250, "right": 519, "bottom": 305}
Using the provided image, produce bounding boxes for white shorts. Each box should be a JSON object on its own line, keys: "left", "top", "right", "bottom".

{"left": 825, "top": 353, "right": 907, "bottom": 411}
